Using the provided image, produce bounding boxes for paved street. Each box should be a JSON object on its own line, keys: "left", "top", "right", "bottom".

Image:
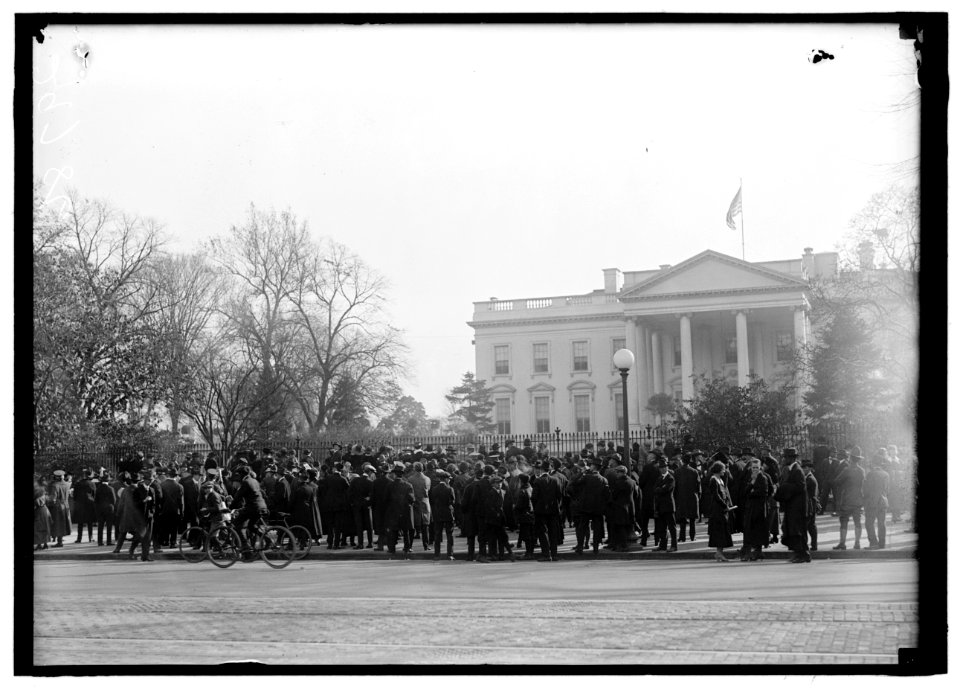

{"left": 33, "top": 557, "right": 917, "bottom": 666}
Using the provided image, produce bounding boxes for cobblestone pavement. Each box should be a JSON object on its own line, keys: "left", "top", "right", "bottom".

{"left": 33, "top": 559, "right": 917, "bottom": 666}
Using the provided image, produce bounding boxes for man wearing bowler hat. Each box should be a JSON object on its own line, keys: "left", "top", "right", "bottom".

{"left": 800, "top": 458, "right": 820, "bottom": 551}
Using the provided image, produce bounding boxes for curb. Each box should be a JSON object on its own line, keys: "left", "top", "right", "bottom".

{"left": 34, "top": 548, "right": 916, "bottom": 563}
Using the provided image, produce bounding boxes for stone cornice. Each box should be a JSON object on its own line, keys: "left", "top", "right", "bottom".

{"left": 621, "top": 284, "right": 805, "bottom": 302}
{"left": 468, "top": 312, "right": 625, "bottom": 329}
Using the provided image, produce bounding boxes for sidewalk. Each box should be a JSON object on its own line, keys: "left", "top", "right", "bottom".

{"left": 34, "top": 513, "right": 917, "bottom": 562}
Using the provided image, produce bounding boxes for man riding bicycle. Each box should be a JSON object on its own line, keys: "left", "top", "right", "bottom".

{"left": 230, "top": 465, "right": 270, "bottom": 553}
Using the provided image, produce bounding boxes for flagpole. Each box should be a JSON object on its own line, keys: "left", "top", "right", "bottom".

{"left": 739, "top": 177, "right": 745, "bottom": 260}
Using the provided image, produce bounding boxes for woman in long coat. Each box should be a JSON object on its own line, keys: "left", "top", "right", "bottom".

{"left": 290, "top": 469, "right": 323, "bottom": 542}
{"left": 47, "top": 472, "right": 72, "bottom": 547}
{"left": 383, "top": 467, "right": 415, "bottom": 557}
{"left": 116, "top": 477, "right": 149, "bottom": 549}
{"left": 34, "top": 479, "right": 52, "bottom": 550}
{"left": 705, "top": 461, "right": 734, "bottom": 561}
{"left": 741, "top": 459, "right": 772, "bottom": 561}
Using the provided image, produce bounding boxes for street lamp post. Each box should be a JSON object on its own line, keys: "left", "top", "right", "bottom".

{"left": 612, "top": 348, "right": 636, "bottom": 459}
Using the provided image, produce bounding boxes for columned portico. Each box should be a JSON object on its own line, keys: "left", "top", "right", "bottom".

{"left": 735, "top": 310, "right": 750, "bottom": 387}
{"left": 679, "top": 313, "right": 694, "bottom": 401}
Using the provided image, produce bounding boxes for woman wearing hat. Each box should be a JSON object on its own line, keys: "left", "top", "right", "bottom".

{"left": 741, "top": 458, "right": 772, "bottom": 561}
{"left": 705, "top": 461, "right": 735, "bottom": 562}
{"left": 34, "top": 477, "right": 52, "bottom": 550}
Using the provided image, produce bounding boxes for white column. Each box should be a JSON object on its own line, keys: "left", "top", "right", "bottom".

{"left": 736, "top": 310, "right": 750, "bottom": 387}
{"left": 751, "top": 324, "right": 764, "bottom": 381}
{"left": 680, "top": 313, "right": 694, "bottom": 401}
{"left": 643, "top": 324, "right": 655, "bottom": 409}
{"left": 794, "top": 306, "right": 808, "bottom": 409}
{"left": 651, "top": 331, "right": 663, "bottom": 395}
{"left": 624, "top": 317, "right": 640, "bottom": 425}
{"left": 635, "top": 321, "right": 649, "bottom": 423}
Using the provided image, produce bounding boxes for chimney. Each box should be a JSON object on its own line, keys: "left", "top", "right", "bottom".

{"left": 603, "top": 268, "right": 623, "bottom": 294}
{"left": 802, "top": 247, "right": 815, "bottom": 278}
{"left": 857, "top": 241, "right": 875, "bottom": 271}
{"left": 659, "top": 264, "right": 672, "bottom": 271}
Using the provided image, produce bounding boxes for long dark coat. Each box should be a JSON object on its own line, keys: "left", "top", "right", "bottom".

{"left": 407, "top": 472, "right": 432, "bottom": 529}
{"left": 531, "top": 473, "right": 563, "bottom": 515}
{"left": 290, "top": 479, "right": 323, "bottom": 538}
{"left": 706, "top": 474, "right": 734, "bottom": 548}
{"left": 835, "top": 463, "right": 866, "bottom": 513}
{"left": 383, "top": 477, "right": 415, "bottom": 531}
{"left": 578, "top": 472, "right": 610, "bottom": 516}
{"left": 652, "top": 471, "right": 676, "bottom": 516}
{"left": 180, "top": 477, "right": 200, "bottom": 524}
{"left": 637, "top": 463, "right": 660, "bottom": 514}
{"left": 428, "top": 482, "right": 457, "bottom": 524}
{"left": 460, "top": 479, "right": 483, "bottom": 537}
{"left": 159, "top": 478, "right": 184, "bottom": 520}
{"left": 512, "top": 485, "right": 535, "bottom": 525}
{"left": 48, "top": 480, "right": 72, "bottom": 538}
{"left": 674, "top": 464, "right": 701, "bottom": 521}
{"left": 371, "top": 475, "right": 393, "bottom": 536}
{"left": 775, "top": 461, "right": 808, "bottom": 551}
{"left": 863, "top": 467, "right": 890, "bottom": 512}
{"left": 479, "top": 482, "right": 506, "bottom": 526}
{"left": 606, "top": 474, "right": 637, "bottom": 526}
{"left": 117, "top": 483, "right": 149, "bottom": 538}
{"left": 94, "top": 481, "right": 117, "bottom": 523}
{"left": 73, "top": 478, "right": 97, "bottom": 524}
{"left": 742, "top": 471, "right": 772, "bottom": 547}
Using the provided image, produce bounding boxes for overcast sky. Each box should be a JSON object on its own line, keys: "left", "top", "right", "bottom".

{"left": 33, "top": 21, "right": 919, "bottom": 417}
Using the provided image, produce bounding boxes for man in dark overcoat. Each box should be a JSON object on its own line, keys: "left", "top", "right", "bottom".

{"left": 531, "top": 460, "right": 563, "bottom": 561}
{"left": 428, "top": 470, "right": 458, "bottom": 559}
{"left": 370, "top": 465, "right": 393, "bottom": 550}
{"left": 126, "top": 469, "right": 158, "bottom": 561}
{"left": 652, "top": 457, "right": 678, "bottom": 551}
{"left": 384, "top": 465, "right": 415, "bottom": 558}
{"left": 637, "top": 451, "right": 661, "bottom": 547}
{"left": 775, "top": 447, "right": 810, "bottom": 563}
{"left": 158, "top": 466, "right": 184, "bottom": 549}
{"left": 73, "top": 470, "right": 97, "bottom": 544}
{"left": 349, "top": 464, "right": 376, "bottom": 549}
{"left": 801, "top": 458, "right": 820, "bottom": 550}
{"left": 832, "top": 447, "right": 866, "bottom": 550}
{"left": 863, "top": 455, "right": 890, "bottom": 549}
{"left": 289, "top": 468, "right": 323, "bottom": 544}
{"left": 576, "top": 459, "right": 610, "bottom": 555}
{"left": 479, "top": 474, "right": 514, "bottom": 562}
{"left": 94, "top": 472, "right": 117, "bottom": 546}
{"left": 675, "top": 452, "right": 701, "bottom": 542}
{"left": 741, "top": 457, "right": 772, "bottom": 561}
{"left": 606, "top": 465, "right": 637, "bottom": 552}
{"left": 179, "top": 467, "right": 201, "bottom": 533}
{"left": 460, "top": 466, "right": 487, "bottom": 561}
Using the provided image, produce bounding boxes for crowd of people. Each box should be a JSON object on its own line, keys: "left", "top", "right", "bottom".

{"left": 33, "top": 436, "right": 915, "bottom": 563}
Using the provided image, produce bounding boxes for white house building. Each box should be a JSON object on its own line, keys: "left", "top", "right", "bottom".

{"left": 468, "top": 248, "right": 839, "bottom": 435}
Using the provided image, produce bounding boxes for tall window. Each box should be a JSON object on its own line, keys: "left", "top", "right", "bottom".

{"left": 572, "top": 340, "right": 589, "bottom": 372}
{"left": 725, "top": 337, "right": 738, "bottom": 364}
{"left": 614, "top": 392, "right": 624, "bottom": 432}
{"left": 495, "top": 398, "right": 511, "bottom": 434}
{"left": 574, "top": 394, "right": 591, "bottom": 432}
{"left": 494, "top": 345, "right": 510, "bottom": 375}
{"left": 534, "top": 396, "right": 550, "bottom": 433}
{"left": 776, "top": 332, "right": 794, "bottom": 362}
{"left": 533, "top": 342, "right": 549, "bottom": 373}
{"left": 673, "top": 336, "right": 682, "bottom": 367}
{"left": 612, "top": 337, "right": 626, "bottom": 357}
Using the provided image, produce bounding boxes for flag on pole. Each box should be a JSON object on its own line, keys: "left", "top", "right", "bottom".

{"left": 725, "top": 185, "right": 742, "bottom": 230}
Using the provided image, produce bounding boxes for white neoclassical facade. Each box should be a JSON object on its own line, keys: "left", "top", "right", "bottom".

{"left": 468, "top": 248, "right": 838, "bottom": 435}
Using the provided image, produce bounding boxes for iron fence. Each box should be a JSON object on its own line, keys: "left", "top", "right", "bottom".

{"left": 32, "top": 420, "right": 913, "bottom": 477}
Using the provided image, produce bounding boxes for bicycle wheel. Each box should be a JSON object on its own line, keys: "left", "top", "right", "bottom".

{"left": 287, "top": 525, "right": 313, "bottom": 560}
{"left": 258, "top": 525, "right": 296, "bottom": 569}
{"left": 178, "top": 526, "right": 209, "bottom": 563}
{"left": 207, "top": 526, "right": 242, "bottom": 568}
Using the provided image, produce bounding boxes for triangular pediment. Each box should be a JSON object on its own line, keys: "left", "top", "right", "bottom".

{"left": 620, "top": 250, "right": 807, "bottom": 300}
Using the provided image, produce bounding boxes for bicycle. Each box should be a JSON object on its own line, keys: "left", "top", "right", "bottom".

{"left": 268, "top": 511, "right": 314, "bottom": 560}
{"left": 178, "top": 510, "right": 232, "bottom": 564}
{"left": 207, "top": 511, "right": 297, "bottom": 569}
